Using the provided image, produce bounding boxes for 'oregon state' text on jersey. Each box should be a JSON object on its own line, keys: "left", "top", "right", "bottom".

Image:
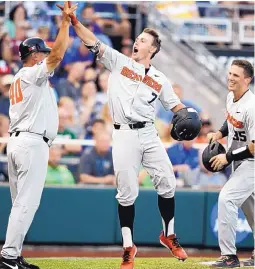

{"left": 98, "top": 46, "right": 181, "bottom": 124}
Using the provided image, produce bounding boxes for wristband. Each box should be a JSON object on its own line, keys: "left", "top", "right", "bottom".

{"left": 70, "top": 14, "right": 78, "bottom": 26}
{"left": 226, "top": 145, "right": 254, "bottom": 163}
{"left": 84, "top": 40, "right": 102, "bottom": 55}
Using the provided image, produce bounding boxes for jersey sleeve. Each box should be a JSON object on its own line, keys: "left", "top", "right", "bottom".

{"left": 97, "top": 45, "right": 128, "bottom": 72}
{"left": 246, "top": 106, "right": 255, "bottom": 141}
{"left": 158, "top": 79, "right": 181, "bottom": 110}
{"left": 22, "top": 59, "right": 54, "bottom": 86}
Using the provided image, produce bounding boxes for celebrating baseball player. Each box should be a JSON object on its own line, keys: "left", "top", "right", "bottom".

{"left": 57, "top": 3, "right": 202, "bottom": 269}
{"left": 206, "top": 60, "right": 254, "bottom": 268}
{"left": 0, "top": 2, "right": 78, "bottom": 269}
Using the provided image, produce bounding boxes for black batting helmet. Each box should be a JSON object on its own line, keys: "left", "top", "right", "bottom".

{"left": 202, "top": 141, "right": 226, "bottom": 172}
{"left": 19, "top": 37, "right": 51, "bottom": 60}
{"left": 170, "top": 107, "right": 202, "bottom": 141}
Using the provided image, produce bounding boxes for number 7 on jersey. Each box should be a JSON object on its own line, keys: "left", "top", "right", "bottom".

{"left": 9, "top": 78, "right": 23, "bottom": 105}
{"left": 148, "top": 92, "right": 157, "bottom": 104}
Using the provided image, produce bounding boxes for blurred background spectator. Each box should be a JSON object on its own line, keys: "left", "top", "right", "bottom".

{"left": 100, "top": 103, "right": 113, "bottom": 135}
{"left": 156, "top": 1, "right": 200, "bottom": 19}
{"left": 157, "top": 83, "right": 202, "bottom": 124}
{"left": 96, "top": 70, "right": 109, "bottom": 104}
{"left": 79, "top": 132, "right": 115, "bottom": 186}
{"left": 83, "top": 67, "right": 98, "bottom": 83}
{"left": 157, "top": 83, "right": 202, "bottom": 142}
{"left": 76, "top": 80, "right": 103, "bottom": 138}
{"left": 56, "top": 62, "right": 85, "bottom": 100}
{"left": 0, "top": 74, "right": 14, "bottom": 116}
{"left": 79, "top": 3, "right": 113, "bottom": 47}
{"left": 58, "top": 96, "right": 81, "bottom": 137}
{"left": 45, "top": 145, "right": 76, "bottom": 186}
{"left": 4, "top": 4, "right": 28, "bottom": 39}
{"left": 85, "top": 119, "right": 106, "bottom": 141}
{"left": 195, "top": 118, "right": 214, "bottom": 143}
{"left": 57, "top": 107, "right": 82, "bottom": 157}
{"left": 167, "top": 140, "right": 199, "bottom": 187}
{"left": 0, "top": 114, "right": 9, "bottom": 155}
{"left": 91, "top": 3, "right": 131, "bottom": 51}
{"left": 0, "top": 113, "right": 9, "bottom": 182}
{"left": 0, "top": 33, "right": 12, "bottom": 65}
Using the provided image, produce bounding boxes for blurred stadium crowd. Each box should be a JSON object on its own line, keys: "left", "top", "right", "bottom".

{"left": 0, "top": 1, "right": 253, "bottom": 189}
{"left": 156, "top": 1, "right": 254, "bottom": 21}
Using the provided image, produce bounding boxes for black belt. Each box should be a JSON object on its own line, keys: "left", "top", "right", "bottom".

{"left": 11, "top": 131, "right": 49, "bottom": 144}
{"left": 114, "top": 122, "right": 146, "bottom": 130}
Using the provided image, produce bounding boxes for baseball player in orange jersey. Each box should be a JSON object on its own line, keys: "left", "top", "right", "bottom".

{"left": 0, "top": 2, "right": 78, "bottom": 269}
{"left": 56, "top": 3, "right": 196, "bottom": 269}
{"left": 207, "top": 60, "right": 254, "bottom": 268}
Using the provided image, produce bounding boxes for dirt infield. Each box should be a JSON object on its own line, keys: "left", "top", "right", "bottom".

{"left": 3, "top": 245, "right": 251, "bottom": 259}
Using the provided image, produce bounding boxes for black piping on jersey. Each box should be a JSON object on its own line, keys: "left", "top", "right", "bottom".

{"left": 233, "top": 89, "right": 250, "bottom": 103}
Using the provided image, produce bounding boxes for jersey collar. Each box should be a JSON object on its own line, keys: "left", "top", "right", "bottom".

{"left": 233, "top": 89, "right": 250, "bottom": 103}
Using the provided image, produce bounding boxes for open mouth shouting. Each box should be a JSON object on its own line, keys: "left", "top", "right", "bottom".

{"left": 133, "top": 47, "right": 138, "bottom": 55}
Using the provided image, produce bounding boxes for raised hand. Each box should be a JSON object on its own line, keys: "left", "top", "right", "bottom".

{"left": 56, "top": 1, "right": 78, "bottom": 25}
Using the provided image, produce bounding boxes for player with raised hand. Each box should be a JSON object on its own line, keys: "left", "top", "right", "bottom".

{"left": 0, "top": 2, "right": 77, "bottom": 269}
{"left": 58, "top": 2, "right": 202, "bottom": 269}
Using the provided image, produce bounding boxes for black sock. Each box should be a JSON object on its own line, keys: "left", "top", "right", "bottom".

{"left": 158, "top": 195, "right": 175, "bottom": 236}
{"left": 118, "top": 203, "right": 135, "bottom": 238}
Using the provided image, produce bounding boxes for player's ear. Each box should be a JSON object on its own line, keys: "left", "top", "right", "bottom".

{"left": 30, "top": 52, "right": 37, "bottom": 61}
{"left": 150, "top": 46, "right": 157, "bottom": 54}
{"left": 245, "top": 77, "right": 252, "bottom": 85}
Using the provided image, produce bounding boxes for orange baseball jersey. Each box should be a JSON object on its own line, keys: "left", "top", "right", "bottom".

{"left": 98, "top": 46, "right": 181, "bottom": 124}
{"left": 8, "top": 59, "right": 58, "bottom": 140}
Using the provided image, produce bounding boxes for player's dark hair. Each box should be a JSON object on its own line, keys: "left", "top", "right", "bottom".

{"left": 231, "top": 59, "right": 254, "bottom": 79}
{"left": 143, "top": 28, "right": 161, "bottom": 59}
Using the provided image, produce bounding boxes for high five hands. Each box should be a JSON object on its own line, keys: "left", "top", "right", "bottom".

{"left": 56, "top": 1, "right": 79, "bottom": 25}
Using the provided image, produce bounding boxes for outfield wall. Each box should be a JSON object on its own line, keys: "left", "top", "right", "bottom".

{"left": 0, "top": 186, "right": 253, "bottom": 248}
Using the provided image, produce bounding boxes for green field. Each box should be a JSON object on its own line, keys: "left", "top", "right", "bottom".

{"left": 28, "top": 257, "right": 217, "bottom": 269}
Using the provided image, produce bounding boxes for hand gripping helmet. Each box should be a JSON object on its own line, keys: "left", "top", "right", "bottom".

{"left": 19, "top": 37, "right": 51, "bottom": 60}
{"left": 170, "top": 107, "right": 202, "bottom": 141}
{"left": 202, "top": 141, "right": 227, "bottom": 172}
